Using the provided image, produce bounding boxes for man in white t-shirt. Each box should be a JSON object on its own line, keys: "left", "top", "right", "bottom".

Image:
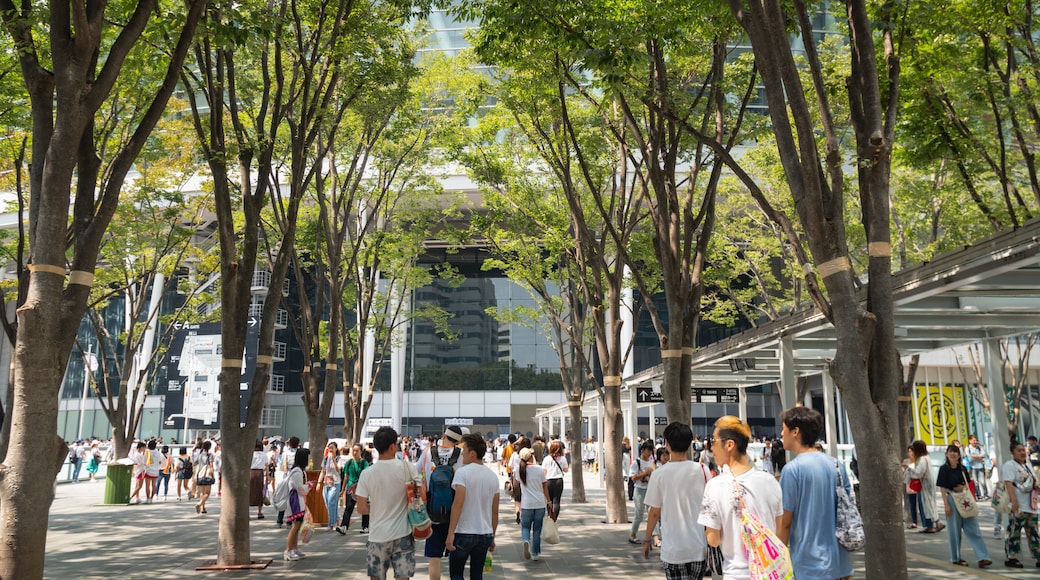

{"left": 698, "top": 416, "right": 783, "bottom": 580}
{"left": 357, "top": 427, "right": 418, "bottom": 580}
{"left": 643, "top": 422, "right": 710, "bottom": 580}
{"left": 446, "top": 433, "right": 500, "bottom": 580}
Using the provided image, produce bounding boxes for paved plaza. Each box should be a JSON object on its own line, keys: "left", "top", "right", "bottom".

{"left": 44, "top": 470, "right": 1037, "bottom": 579}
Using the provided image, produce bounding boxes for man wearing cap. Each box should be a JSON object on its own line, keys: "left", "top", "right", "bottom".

{"left": 414, "top": 425, "right": 465, "bottom": 580}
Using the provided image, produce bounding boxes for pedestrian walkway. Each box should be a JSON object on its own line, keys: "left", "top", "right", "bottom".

{"left": 45, "top": 470, "right": 1036, "bottom": 579}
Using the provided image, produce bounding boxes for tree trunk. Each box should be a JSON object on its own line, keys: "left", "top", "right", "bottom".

{"left": 601, "top": 388, "right": 626, "bottom": 523}
{"left": 0, "top": 281, "right": 71, "bottom": 578}
{"left": 566, "top": 401, "right": 586, "bottom": 503}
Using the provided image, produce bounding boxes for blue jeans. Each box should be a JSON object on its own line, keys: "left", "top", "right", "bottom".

{"left": 971, "top": 469, "right": 988, "bottom": 497}
{"left": 323, "top": 484, "right": 341, "bottom": 527}
{"left": 520, "top": 508, "right": 545, "bottom": 556}
{"left": 631, "top": 486, "right": 647, "bottom": 536}
{"left": 71, "top": 458, "right": 83, "bottom": 482}
{"left": 945, "top": 495, "right": 990, "bottom": 563}
{"left": 448, "top": 532, "right": 492, "bottom": 580}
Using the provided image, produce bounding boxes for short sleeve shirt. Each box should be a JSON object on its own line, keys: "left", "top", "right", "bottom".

{"left": 452, "top": 462, "right": 500, "bottom": 534}
{"left": 698, "top": 469, "right": 783, "bottom": 579}
{"left": 644, "top": 461, "right": 709, "bottom": 565}
{"left": 779, "top": 452, "right": 853, "bottom": 580}
{"left": 1002, "top": 460, "right": 1038, "bottom": 514}
{"left": 518, "top": 465, "right": 547, "bottom": 510}
{"left": 356, "top": 458, "right": 416, "bottom": 543}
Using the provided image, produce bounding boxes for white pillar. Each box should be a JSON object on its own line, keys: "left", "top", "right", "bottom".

{"left": 390, "top": 295, "right": 408, "bottom": 433}
{"left": 627, "top": 385, "right": 639, "bottom": 450}
{"left": 621, "top": 278, "right": 635, "bottom": 378}
{"left": 648, "top": 404, "right": 656, "bottom": 442}
{"left": 738, "top": 388, "right": 748, "bottom": 423}
{"left": 823, "top": 371, "right": 838, "bottom": 457}
{"left": 983, "top": 338, "right": 1011, "bottom": 468}
{"left": 779, "top": 336, "right": 797, "bottom": 411}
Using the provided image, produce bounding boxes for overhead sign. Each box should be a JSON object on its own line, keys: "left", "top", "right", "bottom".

{"left": 636, "top": 387, "right": 664, "bottom": 403}
{"left": 693, "top": 388, "right": 740, "bottom": 404}
{"left": 445, "top": 418, "right": 473, "bottom": 426}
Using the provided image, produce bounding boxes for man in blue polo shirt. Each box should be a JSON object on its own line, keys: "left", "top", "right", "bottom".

{"left": 778, "top": 406, "right": 853, "bottom": 580}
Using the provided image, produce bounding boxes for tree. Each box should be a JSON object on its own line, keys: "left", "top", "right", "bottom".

{"left": 465, "top": 70, "right": 640, "bottom": 508}
{"left": 0, "top": 0, "right": 205, "bottom": 575}
{"left": 899, "top": 0, "right": 1040, "bottom": 229}
{"left": 727, "top": 1, "right": 909, "bottom": 577}
{"left": 86, "top": 178, "right": 216, "bottom": 458}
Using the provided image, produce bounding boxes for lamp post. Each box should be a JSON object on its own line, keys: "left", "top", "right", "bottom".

{"left": 77, "top": 345, "right": 99, "bottom": 440}
{"left": 165, "top": 413, "right": 189, "bottom": 445}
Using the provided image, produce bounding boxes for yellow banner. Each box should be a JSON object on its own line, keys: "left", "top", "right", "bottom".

{"left": 914, "top": 385, "right": 970, "bottom": 445}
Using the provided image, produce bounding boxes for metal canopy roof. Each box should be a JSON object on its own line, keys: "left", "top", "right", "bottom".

{"left": 624, "top": 219, "right": 1040, "bottom": 390}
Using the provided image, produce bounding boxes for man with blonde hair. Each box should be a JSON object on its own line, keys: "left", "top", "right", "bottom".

{"left": 698, "top": 416, "right": 783, "bottom": 580}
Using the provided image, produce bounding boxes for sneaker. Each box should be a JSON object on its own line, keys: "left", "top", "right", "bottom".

{"left": 532, "top": 554, "right": 540, "bottom": 561}
{"left": 283, "top": 550, "right": 300, "bottom": 562}
{"left": 1005, "top": 558, "right": 1023, "bottom": 568}
{"left": 523, "top": 540, "right": 531, "bottom": 560}
{"left": 293, "top": 549, "right": 306, "bottom": 559}
{"left": 335, "top": 526, "right": 346, "bottom": 536}
{"left": 360, "top": 527, "right": 369, "bottom": 534}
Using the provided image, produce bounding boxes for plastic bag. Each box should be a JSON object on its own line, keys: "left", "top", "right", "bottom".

{"left": 542, "top": 515, "right": 560, "bottom": 545}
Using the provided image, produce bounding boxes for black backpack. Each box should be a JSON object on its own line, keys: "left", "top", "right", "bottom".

{"left": 427, "top": 448, "right": 461, "bottom": 524}
{"left": 178, "top": 457, "right": 194, "bottom": 479}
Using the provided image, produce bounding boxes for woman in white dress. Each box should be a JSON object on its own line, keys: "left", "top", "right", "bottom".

{"left": 906, "top": 439, "right": 942, "bottom": 533}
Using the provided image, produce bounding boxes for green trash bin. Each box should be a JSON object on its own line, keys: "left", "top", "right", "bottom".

{"left": 103, "top": 463, "right": 132, "bottom": 505}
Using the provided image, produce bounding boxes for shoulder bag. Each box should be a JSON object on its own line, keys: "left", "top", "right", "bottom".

{"left": 403, "top": 461, "right": 432, "bottom": 539}
{"left": 833, "top": 459, "right": 865, "bottom": 551}
{"left": 991, "top": 483, "right": 1013, "bottom": 514}
{"left": 734, "top": 479, "right": 794, "bottom": 580}
{"left": 950, "top": 469, "right": 979, "bottom": 518}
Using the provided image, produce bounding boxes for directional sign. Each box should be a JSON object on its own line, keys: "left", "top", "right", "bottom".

{"left": 636, "top": 387, "right": 665, "bottom": 403}
{"left": 693, "top": 388, "right": 740, "bottom": 404}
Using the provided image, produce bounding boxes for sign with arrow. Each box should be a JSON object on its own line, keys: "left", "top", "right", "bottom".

{"left": 636, "top": 387, "right": 665, "bottom": 403}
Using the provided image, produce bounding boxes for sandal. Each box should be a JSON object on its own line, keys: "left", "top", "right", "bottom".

{"left": 920, "top": 528, "right": 937, "bottom": 533}
{"left": 907, "top": 523, "right": 917, "bottom": 529}
{"left": 952, "top": 560, "right": 968, "bottom": 566}
{"left": 627, "top": 537, "right": 643, "bottom": 544}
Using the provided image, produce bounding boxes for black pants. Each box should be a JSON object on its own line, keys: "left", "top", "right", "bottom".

{"left": 341, "top": 493, "right": 369, "bottom": 529}
{"left": 547, "top": 478, "right": 564, "bottom": 518}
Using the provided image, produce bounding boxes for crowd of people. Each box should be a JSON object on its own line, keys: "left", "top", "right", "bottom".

{"left": 902, "top": 433, "right": 1040, "bottom": 569}
{"left": 61, "top": 417, "right": 1040, "bottom": 580}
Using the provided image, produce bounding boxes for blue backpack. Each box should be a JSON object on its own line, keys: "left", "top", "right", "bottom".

{"left": 427, "top": 448, "right": 461, "bottom": 524}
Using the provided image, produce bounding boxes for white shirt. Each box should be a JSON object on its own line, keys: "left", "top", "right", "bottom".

{"left": 1002, "top": 459, "right": 1038, "bottom": 514}
{"left": 644, "top": 460, "right": 710, "bottom": 565}
{"left": 250, "top": 451, "right": 268, "bottom": 470}
{"left": 452, "top": 462, "right": 500, "bottom": 534}
{"left": 542, "top": 455, "right": 568, "bottom": 480}
{"left": 356, "top": 458, "right": 417, "bottom": 543}
{"left": 518, "top": 464, "right": 548, "bottom": 510}
{"left": 698, "top": 468, "right": 783, "bottom": 579}
{"left": 631, "top": 455, "right": 653, "bottom": 490}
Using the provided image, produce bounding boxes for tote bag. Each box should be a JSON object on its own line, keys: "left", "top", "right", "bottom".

{"left": 735, "top": 481, "right": 794, "bottom": 580}
{"left": 950, "top": 470, "right": 979, "bottom": 518}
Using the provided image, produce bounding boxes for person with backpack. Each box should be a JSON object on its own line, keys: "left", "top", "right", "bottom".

{"left": 414, "top": 425, "right": 465, "bottom": 580}
{"left": 277, "top": 447, "right": 313, "bottom": 561}
{"left": 175, "top": 447, "right": 193, "bottom": 501}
